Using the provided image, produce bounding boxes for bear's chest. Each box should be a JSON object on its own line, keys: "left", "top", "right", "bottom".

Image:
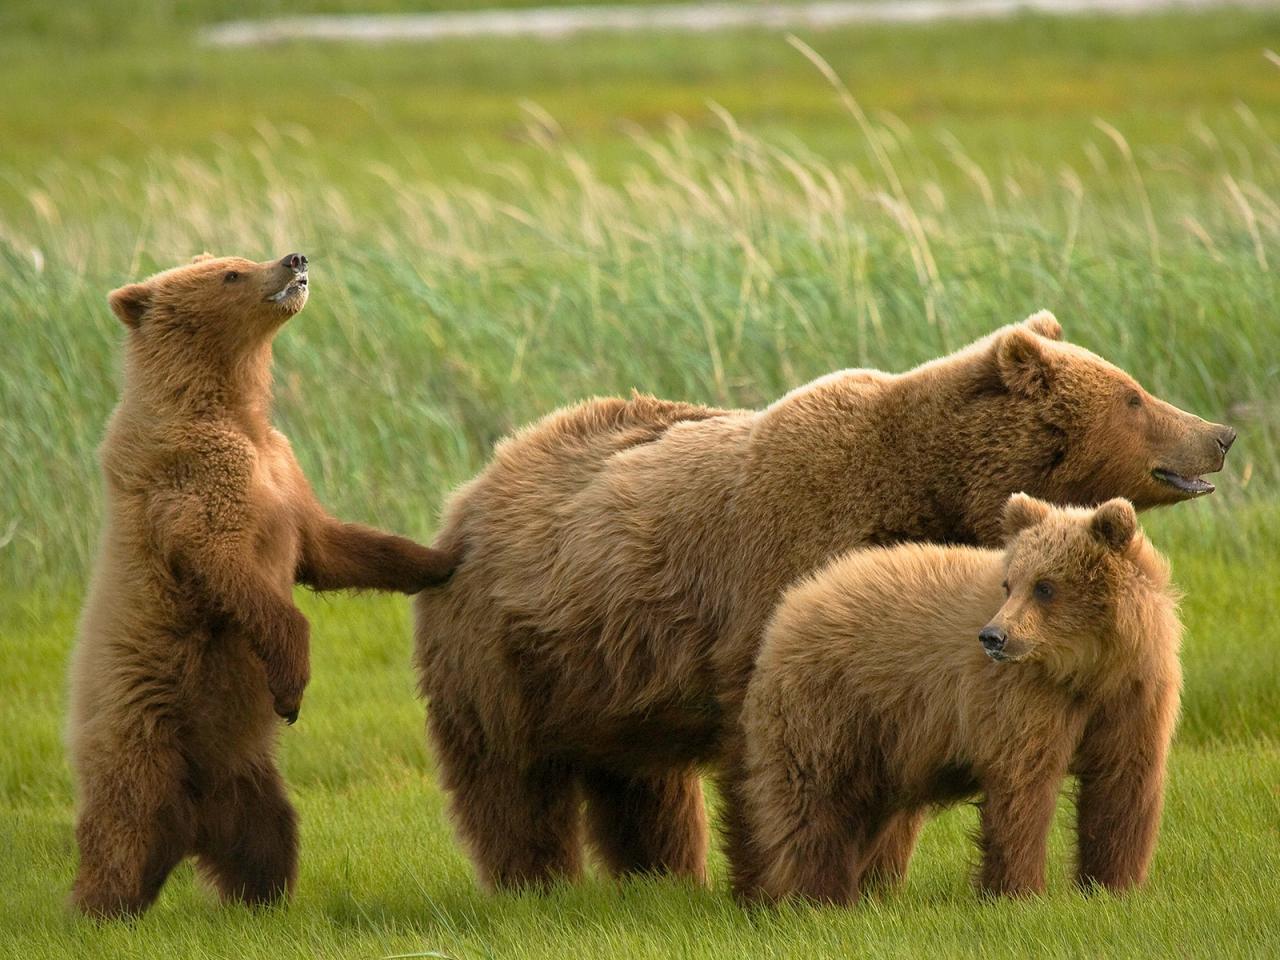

{"left": 249, "top": 451, "right": 301, "bottom": 582}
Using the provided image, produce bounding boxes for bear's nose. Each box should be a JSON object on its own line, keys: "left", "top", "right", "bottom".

{"left": 1216, "top": 427, "right": 1236, "bottom": 455}
{"left": 281, "top": 253, "right": 307, "bottom": 272}
{"left": 979, "top": 626, "right": 1007, "bottom": 654}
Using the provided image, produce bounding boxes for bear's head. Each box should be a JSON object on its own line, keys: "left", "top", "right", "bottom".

{"left": 992, "top": 313, "right": 1235, "bottom": 509}
{"left": 978, "top": 493, "right": 1178, "bottom": 688}
{"left": 108, "top": 252, "right": 309, "bottom": 356}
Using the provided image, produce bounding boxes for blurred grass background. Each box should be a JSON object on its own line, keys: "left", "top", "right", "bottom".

{"left": 0, "top": 1, "right": 1277, "bottom": 957}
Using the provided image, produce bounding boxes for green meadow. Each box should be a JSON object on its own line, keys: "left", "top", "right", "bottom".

{"left": 1, "top": 1, "right": 1278, "bottom": 956}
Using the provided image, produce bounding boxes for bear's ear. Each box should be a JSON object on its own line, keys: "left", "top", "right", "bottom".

{"left": 1003, "top": 492, "right": 1052, "bottom": 540}
{"left": 190, "top": 252, "right": 215, "bottom": 263}
{"left": 996, "top": 326, "right": 1055, "bottom": 396}
{"left": 1090, "top": 498, "right": 1137, "bottom": 552}
{"left": 107, "top": 282, "right": 151, "bottom": 328}
{"left": 1022, "top": 310, "right": 1062, "bottom": 341}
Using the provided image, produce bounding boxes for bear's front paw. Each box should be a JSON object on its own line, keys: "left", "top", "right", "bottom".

{"left": 267, "top": 663, "right": 309, "bottom": 723}
{"left": 400, "top": 544, "right": 459, "bottom": 593}
{"left": 264, "top": 609, "right": 311, "bottom": 723}
{"left": 267, "top": 662, "right": 309, "bottom": 723}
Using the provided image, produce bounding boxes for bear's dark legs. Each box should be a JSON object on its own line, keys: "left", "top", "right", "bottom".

{"left": 977, "top": 777, "right": 1061, "bottom": 897}
{"left": 580, "top": 766, "right": 708, "bottom": 884}
{"left": 429, "top": 710, "right": 582, "bottom": 890}
{"left": 71, "top": 740, "right": 194, "bottom": 918}
{"left": 450, "top": 760, "right": 583, "bottom": 890}
{"left": 1073, "top": 692, "right": 1174, "bottom": 893}
{"left": 194, "top": 764, "right": 298, "bottom": 906}
{"left": 858, "top": 809, "right": 925, "bottom": 897}
{"left": 719, "top": 747, "right": 769, "bottom": 902}
{"left": 727, "top": 741, "right": 874, "bottom": 906}
{"left": 755, "top": 810, "right": 870, "bottom": 906}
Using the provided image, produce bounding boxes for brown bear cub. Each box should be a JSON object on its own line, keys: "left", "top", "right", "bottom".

{"left": 415, "top": 312, "right": 1230, "bottom": 892}
{"left": 69, "top": 253, "right": 456, "bottom": 919}
{"left": 735, "top": 494, "right": 1181, "bottom": 905}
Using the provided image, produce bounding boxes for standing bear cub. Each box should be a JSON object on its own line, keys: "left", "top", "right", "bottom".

{"left": 736, "top": 494, "right": 1182, "bottom": 905}
{"left": 415, "top": 311, "right": 1231, "bottom": 892}
{"left": 69, "top": 253, "right": 456, "bottom": 918}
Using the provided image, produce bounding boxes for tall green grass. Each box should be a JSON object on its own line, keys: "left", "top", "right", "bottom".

{"left": 1, "top": 96, "right": 1276, "bottom": 590}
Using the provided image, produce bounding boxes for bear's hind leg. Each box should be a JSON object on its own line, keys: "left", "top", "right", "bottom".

{"left": 71, "top": 738, "right": 195, "bottom": 918}
{"left": 449, "top": 759, "right": 583, "bottom": 890}
{"left": 755, "top": 808, "right": 871, "bottom": 906}
{"left": 581, "top": 766, "right": 708, "bottom": 884}
{"left": 194, "top": 763, "right": 298, "bottom": 906}
{"left": 430, "top": 710, "right": 582, "bottom": 890}
{"left": 728, "top": 733, "right": 876, "bottom": 906}
{"left": 858, "top": 809, "right": 925, "bottom": 897}
{"left": 719, "top": 746, "right": 769, "bottom": 902}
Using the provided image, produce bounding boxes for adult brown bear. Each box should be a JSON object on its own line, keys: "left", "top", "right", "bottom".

{"left": 413, "top": 312, "right": 1232, "bottom": 890}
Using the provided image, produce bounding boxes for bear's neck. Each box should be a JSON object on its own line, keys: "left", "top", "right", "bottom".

{"left": 751, "top": 358, "right": 1059, "bottom": 563}
{"left": 884, "top": 362, "right": 1061, "bottom": 544}
{"left": 124, "top": 340, "right": 276, "bottom": 439}
{"left": 1094, "top": 549, "right": 1182, "bottom": 697}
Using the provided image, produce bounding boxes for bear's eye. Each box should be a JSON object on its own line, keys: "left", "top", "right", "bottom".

{"left": 224, "top": 271, "right": 240, "bottom": 283}
{"left": 1033, "top": 580, "right": 1055, "bottom": 602}
{"left": 1127, "top": 392, "right": 1142, "bottom": 409}
{"left": 1001, "top": 580, "right": 1010, "bottom": 597}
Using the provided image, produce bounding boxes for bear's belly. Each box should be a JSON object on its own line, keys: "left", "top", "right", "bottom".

{"left": 913, "top": 763, "right": 979, "bottom": 806}
{"left": 248, "top": 448, "right": 303, "bottom": 588}
{"left": 497, "top": 616, "right": 726, "bottom": 768}
{"left": 244, "top": 476, "right": 301, "bottom": 591}
{"left": 180, "top": 623, "right": 277, "bottom": 772}
{"left": 558, "top": 700, "right": 724, "bottom": 770}
{"left": 252, "top": 513, "right": 298, "bottom": 590}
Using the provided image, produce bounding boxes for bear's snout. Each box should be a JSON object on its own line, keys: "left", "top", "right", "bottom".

{"left": 1215, "top": 425, "right": 1236, "bottom": 461}
{"left": 1145, "top": 407, "right": 1236, "bottom": 503}
{"left": 979, "top": 625, "right": 1008, "bottom": 661}
{"left": 280, "top": 252, "right": 308, "bottom": 272}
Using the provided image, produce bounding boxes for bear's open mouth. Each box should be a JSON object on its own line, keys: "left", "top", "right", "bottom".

{"left": 267, "top": 273, "right": 308, "bottom": 304}
{"left": 983, "top": 647, "right": 1031, "bottom": 664}
{"left": 1152, "top": 468, "right": 1214, "bottom": 496}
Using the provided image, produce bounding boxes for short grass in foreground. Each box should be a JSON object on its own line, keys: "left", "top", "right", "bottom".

{"left": 3, "top": 748, "right": 1279, "bottom": 959}
{"left": 1, "top": 555, "right": 1277, "bottom": 959}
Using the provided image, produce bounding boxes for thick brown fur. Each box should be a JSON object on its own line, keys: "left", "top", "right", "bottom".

{"left": 69, "top": 253, "right": 456, "bottom": 919}
{"left": 734, "top": 495, "right": 1182, "bottom": 904}
{"left": 413, "top": 311, "right": 1228, "bottom": 890}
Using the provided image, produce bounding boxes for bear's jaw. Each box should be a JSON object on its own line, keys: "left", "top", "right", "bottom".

{"left": 982, "top": 646, "right": 1031, "bottom": 664}
{"left": 1150, "top": 468, "right": 1214, "bottom": 497}
{"left": 266, "top": 272, "right": 308, "bottom": 312}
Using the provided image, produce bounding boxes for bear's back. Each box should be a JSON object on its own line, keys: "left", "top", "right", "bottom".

{"left": 757, "top": 542, "right": 1003, "bottom": 698}
{"left": 434, "top": 393, "right": 743, "bottom": 553}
